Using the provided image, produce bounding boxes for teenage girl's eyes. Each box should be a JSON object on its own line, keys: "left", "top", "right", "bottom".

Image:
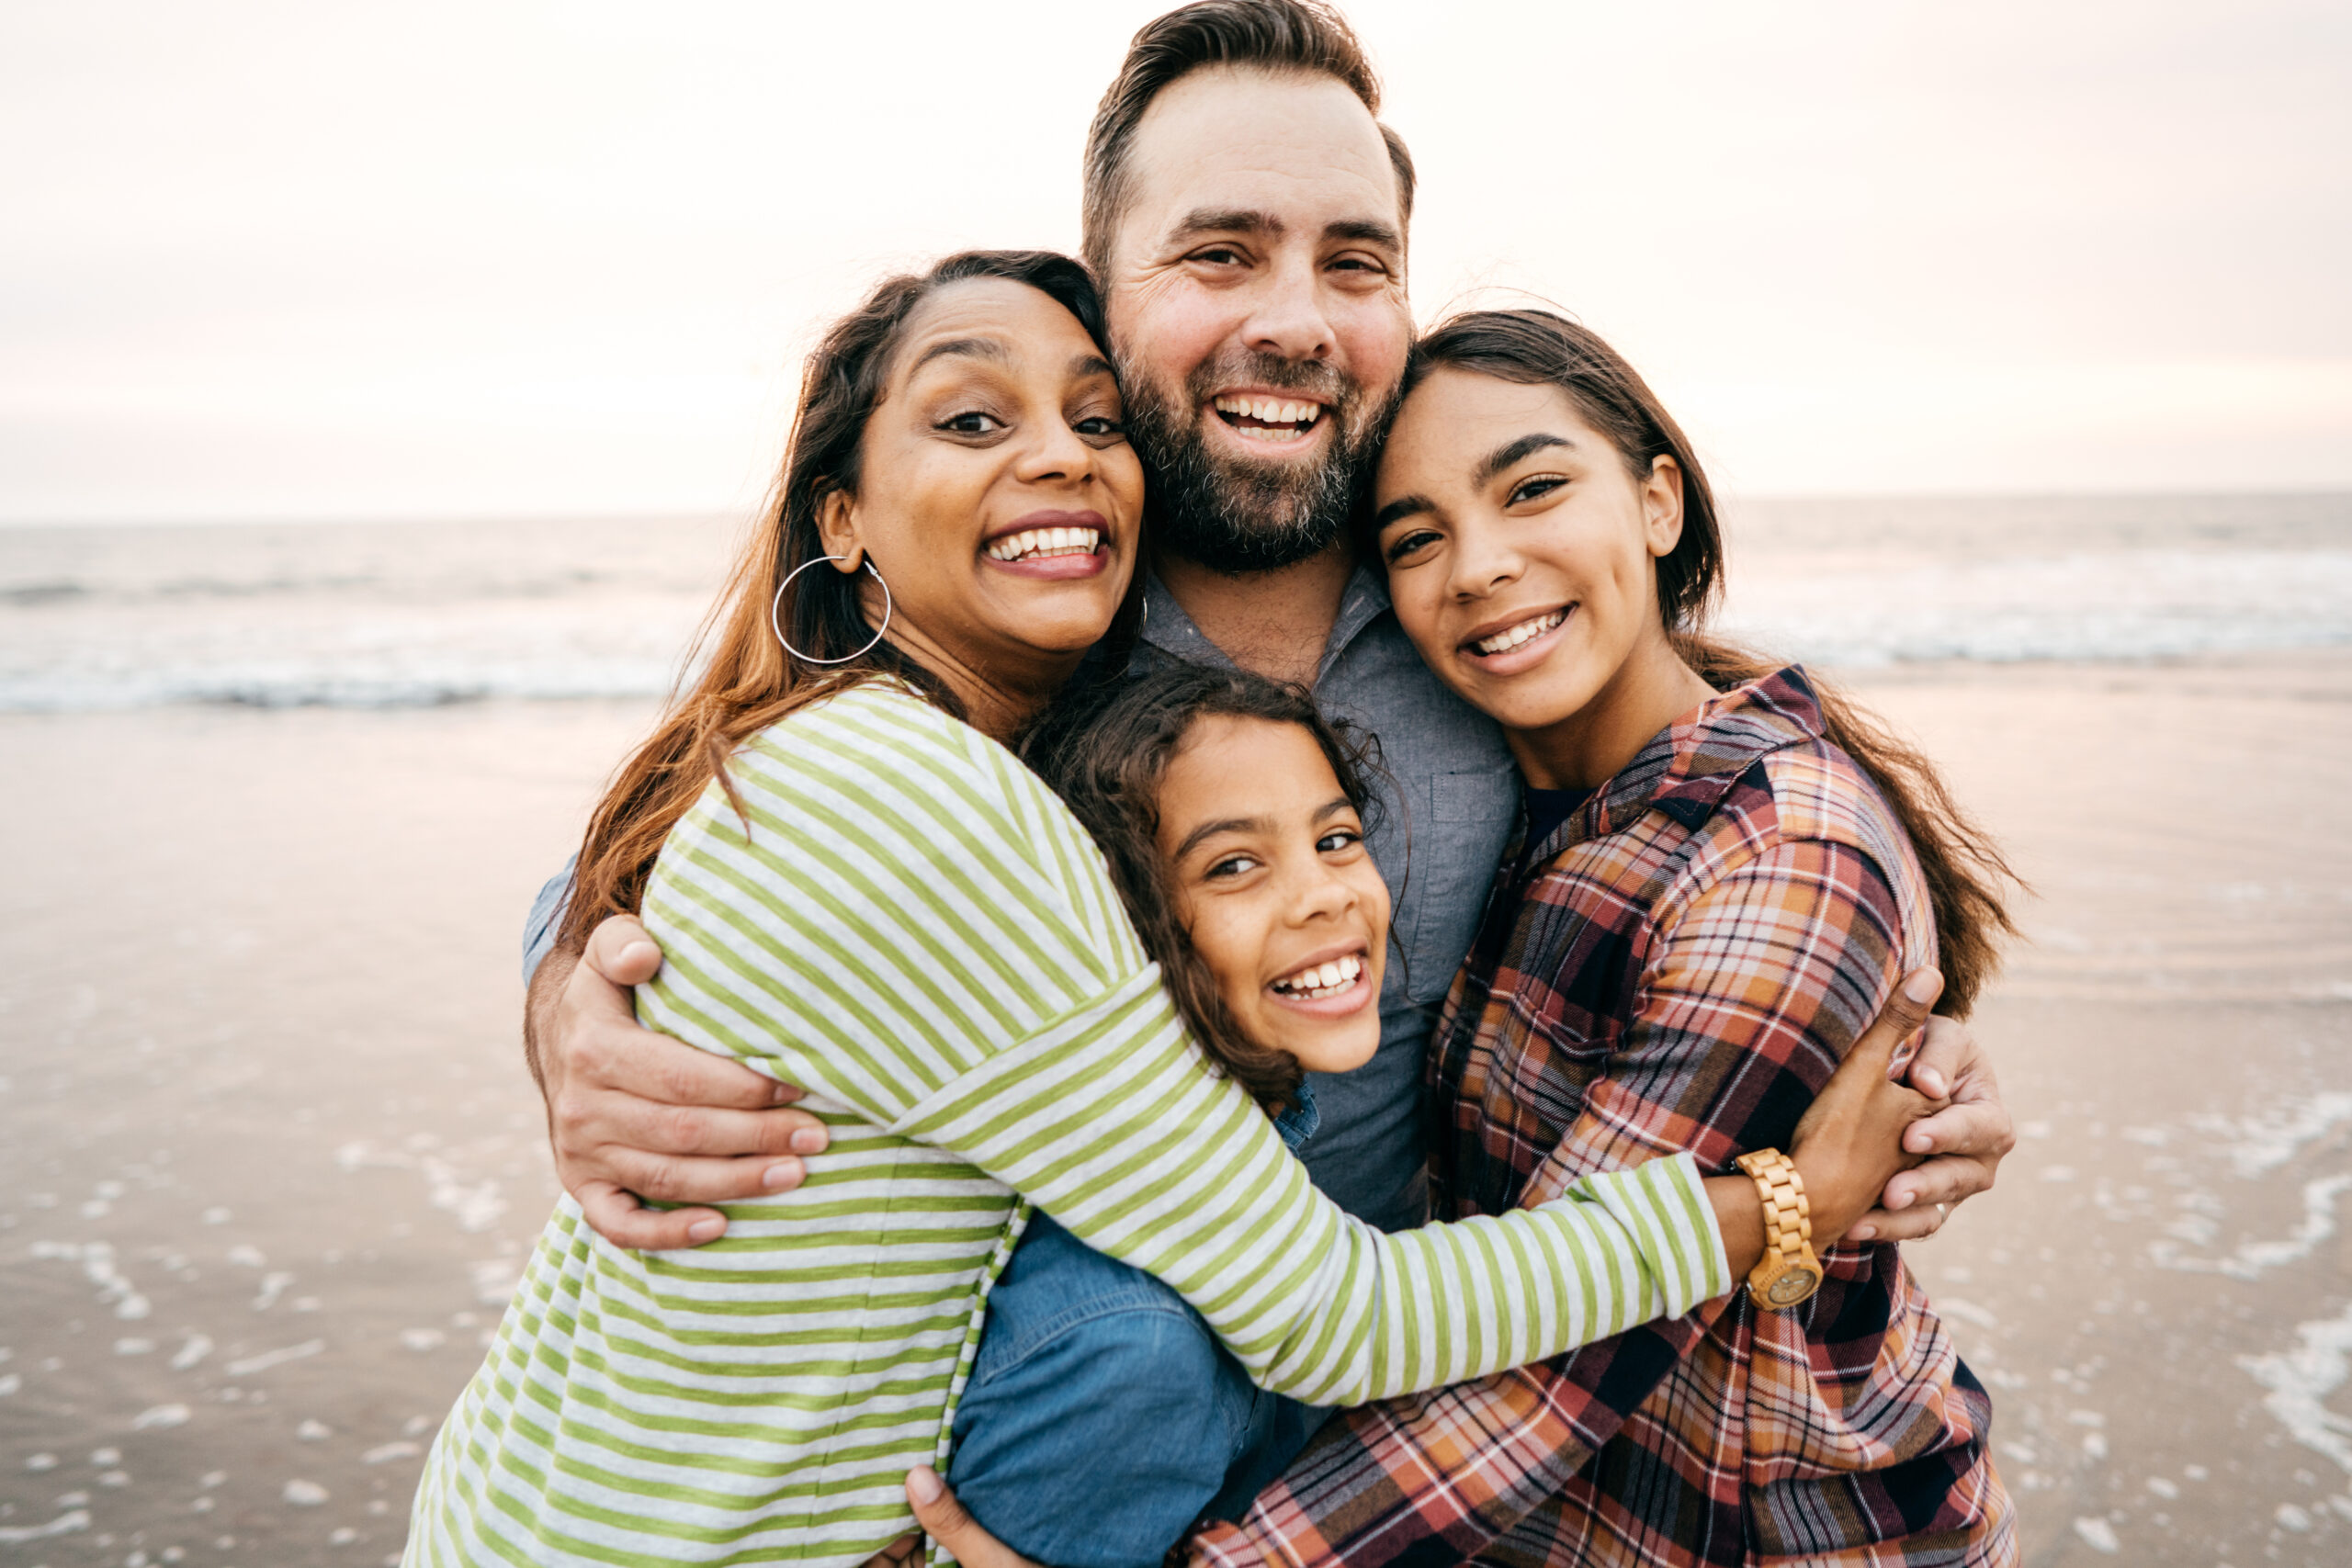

{"left": 1316, "top": 828, "right": 1363, "bottom": 854}
{"left": 1383, "top": 527, "right": 1441, "bottom": 564}
{"left": 1203, "top": 852, "right": 1261, "bottom": 881}
{"left": 937, "top": 410, "right": 1004, "bottom": 435}
{"left": 1508, "top": 474, "right": 1567, "bottom": 506}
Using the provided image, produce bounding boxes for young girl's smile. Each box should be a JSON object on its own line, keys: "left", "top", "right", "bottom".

{"left": 1153, "top": 714, "right": 1390, "bottom": 1076}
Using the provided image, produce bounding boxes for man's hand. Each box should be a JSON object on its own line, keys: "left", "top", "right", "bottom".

{"left": 1844, "top": 968, "right": 2018, "bottom": 1243}
{"left": 526, "top": 913, "right": 830, "bottom": 1250}
{"left": 892, "top": 1467, "right": 1040, "bottom": 1568}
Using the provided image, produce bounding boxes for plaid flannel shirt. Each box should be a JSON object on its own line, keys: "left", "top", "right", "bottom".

{"left": 1191, "top": 668, "right": 2012, "bottom": 1567}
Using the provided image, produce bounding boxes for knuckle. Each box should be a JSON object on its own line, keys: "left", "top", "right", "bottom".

{"left": 632, "top": 1156, "right": 682, "bottom": 1200}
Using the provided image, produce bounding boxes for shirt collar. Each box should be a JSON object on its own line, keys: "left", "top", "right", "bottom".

{"left": 1516, "top": 664, "right": 1828, "bottom": 872}
{"left": 1137, "top": 559, "right": 1393, "bottom": 684}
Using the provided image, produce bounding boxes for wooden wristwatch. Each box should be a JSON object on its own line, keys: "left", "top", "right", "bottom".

{"left": 1735, "top": 1148, "right": 1823, "bottom": 1310}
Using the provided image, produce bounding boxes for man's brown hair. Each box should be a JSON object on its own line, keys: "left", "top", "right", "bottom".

{"left": 1080, "top": 0, "right": 1416, "bottom": 279}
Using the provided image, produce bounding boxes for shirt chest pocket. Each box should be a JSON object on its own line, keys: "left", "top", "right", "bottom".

{"left": 1399, "top": 769, "right": 1522, "bottom": 1006}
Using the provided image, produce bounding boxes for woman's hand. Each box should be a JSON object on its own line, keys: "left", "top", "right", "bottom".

{"left": 1788, "top": 970, "right": 1950, "bottom": 1244}
{"left": 526, "top": 913, "right": 831, "bottom": 1249}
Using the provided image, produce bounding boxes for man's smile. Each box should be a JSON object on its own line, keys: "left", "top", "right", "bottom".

{"left": 1209, "top": 389, "right": 1329, "bottom": 446}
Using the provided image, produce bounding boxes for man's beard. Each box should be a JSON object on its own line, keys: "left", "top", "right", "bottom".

{"left": 1119, "top": 349, "right": 1397, "bottom": 575}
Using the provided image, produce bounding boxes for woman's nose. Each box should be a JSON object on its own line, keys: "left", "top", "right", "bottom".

{"left": 1012, "top": 416, "right": 1096, "bottom": 488}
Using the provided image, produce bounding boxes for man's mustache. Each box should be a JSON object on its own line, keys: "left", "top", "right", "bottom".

{"left": 1181, "top": 351, "right": 1355, "bottom": 412}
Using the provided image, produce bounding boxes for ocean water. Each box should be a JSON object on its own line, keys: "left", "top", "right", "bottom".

{"left": 1, "top": 492, "right": 2346, "bottom": 711}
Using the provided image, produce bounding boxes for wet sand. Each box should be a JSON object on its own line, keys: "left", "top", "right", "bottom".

{"left": 3, "top": 654, "right": 2348, "bottom": 1566}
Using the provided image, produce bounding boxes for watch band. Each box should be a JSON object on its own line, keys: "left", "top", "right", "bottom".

{"left": 1738, "top": 1148, "right": 1812, "bottom": 1258}
{"left": 1734, "top": 1147, "right": 1822, "bottom": 1309}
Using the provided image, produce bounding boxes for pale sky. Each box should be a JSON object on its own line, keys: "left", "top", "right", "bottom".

{"left": 3, "top": 0, "right": 2346, "bottom": 523}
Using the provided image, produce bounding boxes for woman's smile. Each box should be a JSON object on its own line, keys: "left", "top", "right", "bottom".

{"left": 982, "top": 509, "right": 1111, "bottom": 578}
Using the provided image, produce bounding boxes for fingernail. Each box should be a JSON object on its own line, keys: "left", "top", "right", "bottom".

{"left": 1903, "top": 970, "right": 1941, "bottom": 1005}
{"left": 790, "top": 1128, "right": 828, "bottom": 1156}
{"left": 770, "top": 1082, "right": 799, "bottom": 1105}
{"left": 762, "top": 1161, "right": 801, "bottom": 1190}
{"left": 686, "top": 1217, "right": 725, "bottom": 1244}
{"left": 907, "top": 1465, "right": 943, "bottom": 1506}
{"left": 1906, "top": 1127, "right": 1934, "bottom": 1154}
{"left": 1886, "top": 1190, "right": 1913, "bottom": 1211}
{"left": 1915, "top": 1067, "right": 1947, "bottom": 1098}
{"left": 620, "top": 942, "right": 659, "bottom": 967}
{"left": 1849, "top": 1224, "right": 1875, "bottom": 1242}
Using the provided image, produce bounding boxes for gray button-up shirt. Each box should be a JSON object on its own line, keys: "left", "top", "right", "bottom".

{"left": 523, "top": 562, "right": 1519, "bottom": 1234}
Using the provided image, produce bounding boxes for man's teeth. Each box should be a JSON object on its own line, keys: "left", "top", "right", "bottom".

{"left": 987, "top": 525, "right": 1102, "bottom": 562}
{"left": 1474, "top": 609, "right": 1567, "bottom": 656}
{"left": 1272, "top": 952, "right": 1364, "bottom": 999}
{"left": 1212, "top": 395, "right": 1325, "bottom": 433}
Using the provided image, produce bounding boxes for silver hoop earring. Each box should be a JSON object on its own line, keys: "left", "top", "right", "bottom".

{"left": 772, "top": 556, "right": 892, "bottom": 666}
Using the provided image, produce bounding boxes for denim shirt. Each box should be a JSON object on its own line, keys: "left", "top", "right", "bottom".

{"left": 947, "top": 1082, "right": 1331, "bottom": 1568}
{"left": 521, "top": 564, "right": 1518, "bottom": 1233}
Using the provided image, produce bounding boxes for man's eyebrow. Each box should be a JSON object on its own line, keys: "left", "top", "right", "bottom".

{"left": 1170, "top": 207, "right": 1283, "bottom": 243}
{"left": 1174, "top": 814, "right": 1270, "bottom": 863}
{"left": 1475, "top": 433, "right": 1574, "bottom": 486}
{"left": 908, "top": 336, "right": 1012, "bottom": 375}
{"left": 1325, "top": 218, "right": 1402, "bottom": 252}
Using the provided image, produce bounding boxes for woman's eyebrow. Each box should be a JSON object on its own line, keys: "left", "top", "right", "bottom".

{"left": 1475, "top": 433, "right": 1574, "bottom": 486}
{"left": 1311, "top": 798, "right": 1355, "bottom": 825}
{"left": 1174, "top": 815, "right": 1269, "bottom": 862}
{"left": 1069, "top": 353, "right": 1117, "bottom": 381}
{"left": 909, "top": 336, "right": 1012, "bottom": 376}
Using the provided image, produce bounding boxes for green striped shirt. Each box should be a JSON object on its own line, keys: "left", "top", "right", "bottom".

{"left": 408, "top": 682, "right": 1728, "bottom": 1567}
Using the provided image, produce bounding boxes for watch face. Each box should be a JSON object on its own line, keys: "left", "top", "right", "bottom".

{"left": 1767, "top": 1269, "right": 1821, "bottom": 1306}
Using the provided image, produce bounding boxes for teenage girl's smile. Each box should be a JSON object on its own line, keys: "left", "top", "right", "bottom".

{"left": 1153, "top": 714, "right": 1390, "bottom": 1076}
{"left": 1457, "top": 603, "right": 1575, "bottom": 674}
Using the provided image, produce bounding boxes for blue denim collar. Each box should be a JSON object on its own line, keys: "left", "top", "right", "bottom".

{"left": 1272, "top": 1075, "right": 1321, "bottom": 1152}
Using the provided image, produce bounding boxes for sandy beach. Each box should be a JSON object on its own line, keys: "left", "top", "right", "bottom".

{"left": 3, "top": 649, "right": 2348, "bottom": 1567}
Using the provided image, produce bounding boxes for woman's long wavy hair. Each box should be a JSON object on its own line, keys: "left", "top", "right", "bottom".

{"left": 1024, "top": 665, "right": 1386, "bottom": 1110}
{"left": 556, "top": 250, "right": 1114, "bottom": 957}
{"left": 1396, "top": 309, "right": 2020, "bottom": 1014}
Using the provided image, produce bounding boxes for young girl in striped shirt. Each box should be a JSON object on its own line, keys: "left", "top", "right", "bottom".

{"left": 405, "top": 255, "right": 1929, "bottom": 1568}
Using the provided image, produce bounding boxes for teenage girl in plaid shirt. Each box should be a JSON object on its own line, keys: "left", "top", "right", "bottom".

{"left": 1175, "top": 312, "right": 2024, "bottom": 1566}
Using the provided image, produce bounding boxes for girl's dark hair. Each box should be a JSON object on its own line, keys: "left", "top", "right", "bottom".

{"left": 560, "top": 250, "right": 1114, "bottom": 956}
{"left": 1025, "top": 664, "right": 1383, "bottom": 1109}
{"left": 1397, "top": 309, "right": 2019, "bottom": 1014}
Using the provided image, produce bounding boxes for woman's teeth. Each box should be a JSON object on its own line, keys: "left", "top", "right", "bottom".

{"left": 1474, "top": 608, "right": 1567, "bottom": 656}
{"left": 1212, "top": 395, "right": 1324, "bottom": 444}
{"left": 987, "top": 526, "right": 1102, "bottom": 562}
{"left": 1271, "top": 952, "right": 1364, "bottom": 999}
